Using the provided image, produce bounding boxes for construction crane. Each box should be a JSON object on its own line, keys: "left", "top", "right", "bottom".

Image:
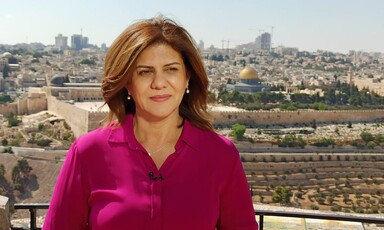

{"left": 249, "top": 28, "right": 264, "bottom": 37}
{"left": 221, "top": 40, "right": 230, "bottom": 50}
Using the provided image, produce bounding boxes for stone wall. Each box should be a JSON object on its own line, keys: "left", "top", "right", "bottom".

{"left": 0, "top": 90, "right": 47, "bottom": 116}
{"left": 17, "top": 97, "right": 28, "bottom": 115}
{"left": 47, "top": 96, "right": 89, "bottom": 137}
{"left": 88, "top": 111, "right": 108, "bottom": 132}
{"left": 211, "top": 110, "right": 384, "bottom": 127}
{"left": 17, "top": 95, "right": 47, "bottom": 115}
{"left": 0, "top": 103, "right": 17, "bottom": 116}
{"left": 0, "top": 195, "right": 10, "bottom": 230}
{"left": 27, "top": 94, "right": 47, "bottom": 114}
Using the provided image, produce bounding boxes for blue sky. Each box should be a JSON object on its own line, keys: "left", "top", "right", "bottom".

{"left": 1, "top": 0, "right": 384, "bottom": 53}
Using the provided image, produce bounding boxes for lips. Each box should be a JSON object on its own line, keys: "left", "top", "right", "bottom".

{"left": 150, "top": 94, "right": 171, "bottom": 102}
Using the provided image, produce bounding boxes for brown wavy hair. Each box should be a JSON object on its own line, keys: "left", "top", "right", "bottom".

{"left": 102, "top": 16, "right": 212, "bottom": 130}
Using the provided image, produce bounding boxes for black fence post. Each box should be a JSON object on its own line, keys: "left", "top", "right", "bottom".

{"left": 259, "top": 214, "right": 264, "bottom": 230}
{"left": 29, "top": 207, "right": 36, "bottom": 230}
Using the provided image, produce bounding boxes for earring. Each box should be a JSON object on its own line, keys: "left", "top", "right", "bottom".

{"left": 127, "top": 92, "right": 131, "bottom": 100}
{"left": 186, "top": 88, "right": 190, "bottom": 94}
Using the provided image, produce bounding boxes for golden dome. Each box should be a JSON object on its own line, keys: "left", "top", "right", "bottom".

{"left": 239, "top": 66, "right": 259, "bottom": 80}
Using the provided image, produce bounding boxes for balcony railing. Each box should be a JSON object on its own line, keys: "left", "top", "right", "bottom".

{"left": 11, "top": 203, "right": 384, "bottom": 230}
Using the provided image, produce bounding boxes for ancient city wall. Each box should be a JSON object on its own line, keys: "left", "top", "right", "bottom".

{"left": 27, "top": 95, "right": 47, "bottom": 114}
{"left": 211, "top": 110, "right": 384, "bottom": 127}
{"left": 17, "top": 95, "right": 47, "bottom": 115}
{"left": 17, "top": 97, "right": 28, "bottom": 115}
{"left": 47, "top": 96, "right": 89, "bottom": 137}
{"left": 0, "top": 91, "right": 47, "bottom": 116}
{"left": 0, "top": 102, "right": 17, "bottom": 116}
{"left": 88, "top": 111, "right": 108, "bottom": 131}
{"left": 70, "top": 88, "right": 103, "bottom": 101}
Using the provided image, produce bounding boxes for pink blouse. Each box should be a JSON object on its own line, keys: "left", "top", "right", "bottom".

{"left": 43, "top": 115, "right": 258, "bottom": 230}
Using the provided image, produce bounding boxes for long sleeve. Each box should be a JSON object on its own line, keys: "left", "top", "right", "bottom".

{"left": 43, "top": 140, "right": 89, "bottom": 230}
{"left": 217, "top": 154, "right": 258, "bottom": 230}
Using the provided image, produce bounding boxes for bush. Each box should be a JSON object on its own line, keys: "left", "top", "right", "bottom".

{"left": 355, "top": 207, "right": 365, "bottom": 213}
{"left": 360, "top": 131, "right": 374, "bottom": 143}
{"left": 277, "top": 134, "right": 306, "bottom": 148}
{"left": 36, "top": 139, "right": 52, "bottom": 147}
{"left": 1, "top": 139, "right": 8, "bottom": 146}
{"left": 63, "top": 121, "right": 71, "bottom": 130}
{"left": 295, "top": 191, "right": 303, "bottom": 199}
{"left": 7, "top": 112, "right": 21, "bottom": 127}
{"left": 311, "top": 138, "right": 335, "bottom": 147}
{"left": 331, "top": 205, "right": 341, "bottom": 212}
{"left": 315, "top": 197, "right": 325, "bottom": 204}
{"left": 367, "top": 141, "right": 376, "bottom": 149}
{"left": 310, "top": 204, "right": 319, "bottom": 210}
{"left": 232, "top": 124, "right": 246, "bottom": 141}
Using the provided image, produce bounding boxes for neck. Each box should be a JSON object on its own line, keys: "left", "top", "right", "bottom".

{"left": 133, "top": 114, "right": 183, "bottom": 146}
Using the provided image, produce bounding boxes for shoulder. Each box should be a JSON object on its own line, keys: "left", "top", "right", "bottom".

{"left": 203, "top": 129, "right": 236, "bottom": 149}
{"left": 71, "top": 125, "right": 115, "bottom": 154}
{"left": 190, "top": 125, "right": 239, "bottom": 159}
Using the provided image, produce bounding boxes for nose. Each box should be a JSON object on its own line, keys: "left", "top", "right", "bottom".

{"left": 151, "top": 72, "right": 167, "bottom": 89}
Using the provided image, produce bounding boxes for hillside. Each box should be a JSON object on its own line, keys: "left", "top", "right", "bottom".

{"left": 0, "top": 152, "right": 65, "bottom": 219}
{"left": 242, "top": 152, "right": 384, "bottom": 214}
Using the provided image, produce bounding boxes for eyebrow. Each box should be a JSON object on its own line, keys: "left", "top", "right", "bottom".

{"left": 136, "top": 62, "right": 182, "bottom": 69}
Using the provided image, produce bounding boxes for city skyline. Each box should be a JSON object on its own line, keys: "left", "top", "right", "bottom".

{"left": 1, "top": 0, "right": 384, "bottom": 54}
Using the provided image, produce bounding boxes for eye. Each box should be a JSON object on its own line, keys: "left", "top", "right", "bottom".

{"left": 138, "top": 69, "right": 153, "bottom": 76}
{"left": 165, "top": 67, "right": 178, "bottom": 72}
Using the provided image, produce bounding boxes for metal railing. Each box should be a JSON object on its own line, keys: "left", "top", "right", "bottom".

{"left": 12, "top": 203, "right": 384, "bottom": 230}
{"left": 12, "top": 203, "right": 49, "bottom": 230}
{"left": 256, "top": 209, "right": 384, "bottom": 229}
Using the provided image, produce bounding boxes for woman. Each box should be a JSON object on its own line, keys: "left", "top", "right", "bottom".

{"left": 43, "top": 16, "right": 258, "bottom": 230}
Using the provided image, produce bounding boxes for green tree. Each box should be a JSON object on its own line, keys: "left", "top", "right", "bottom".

{"left": 79, "top": 59, "right": 96, "bottom": 65}
{"left": 0, "top": 94, "right": 12, "bottom": 104}
{"left": 360, "top": 131, "right": 374, "bottom": 143}
{"left": 1, "top": 139, "right": 8, "bottom": 146}
{"left": 12, "top": 159, "right": 32, "bottom": 191}
{"left": 38, "top": 123, "right": 44, "bottom": 131}
{"left": 272, "top": 186, "right": 292, "bottom": 204}
{"left": 232, "top": 124, "right": 246, "bottom": 141}
{"left": 311, "top": 102, "right": 327, "bottom": 110}
{"left": 7, "top": 112, "right": 21, "bottom": 127}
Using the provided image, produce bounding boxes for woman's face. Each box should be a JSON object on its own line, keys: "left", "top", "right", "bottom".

{"left": 127, "top": 44, "right": 189, "bottom": 121}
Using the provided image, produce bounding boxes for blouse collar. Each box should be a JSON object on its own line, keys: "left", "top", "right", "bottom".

{"left": 107, "top": 114, "right": 201, "bottom": 152}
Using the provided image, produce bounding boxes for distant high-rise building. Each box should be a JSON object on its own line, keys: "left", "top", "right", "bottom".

{"left": 82, "top": 36, "right": 89, "bottom": 49}
{"left": 55, "top": 34, "right": 68, "bottom": 50}
{"left": 71, "top": 34, "right": 83, "bottom": 50}
{"left": 255, "top": 32, "right": 271, "bottom": 51}
{"left": 198, "top": 40, "right": 205, "bottom": 51}
{"left": 101, "top": 43, "right": 107, "bottom": 51}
